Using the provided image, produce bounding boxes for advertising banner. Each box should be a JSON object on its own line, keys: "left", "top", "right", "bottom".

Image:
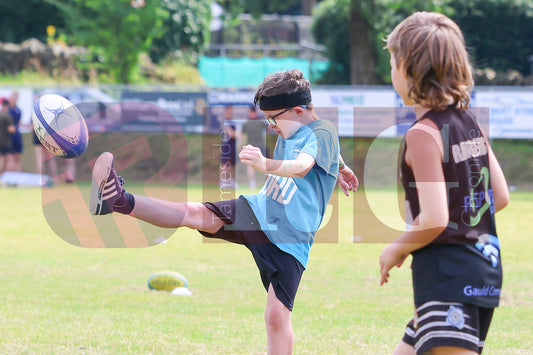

{"left": 473, "top": 89, "right": 533, "bottom": 139}
{"left": 121, "top": 91, "right": 208, "bottom": 133}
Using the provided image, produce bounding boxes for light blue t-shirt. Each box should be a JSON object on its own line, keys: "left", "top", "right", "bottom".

{"left": 243, "top": 120, "right": 340, "bottom": 268}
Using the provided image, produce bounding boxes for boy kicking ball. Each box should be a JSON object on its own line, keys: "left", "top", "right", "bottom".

{"left": 90, "top": 69, "right": 358, "bottom": 354}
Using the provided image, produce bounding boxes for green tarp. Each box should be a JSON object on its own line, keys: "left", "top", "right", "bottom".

{"left": 199, "top": 56, "right": 329, "bottom": 88}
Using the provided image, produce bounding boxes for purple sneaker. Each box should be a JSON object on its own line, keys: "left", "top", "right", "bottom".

{"left": 90, "top": 152, "right": 125, "bottom": 215}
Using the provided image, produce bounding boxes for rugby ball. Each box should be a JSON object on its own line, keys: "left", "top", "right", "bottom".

{"left": 147, "top": 271, "right": 188, "bottom": 291}
{"left": 32, "top": 94, "right": 89, "bottom": 158}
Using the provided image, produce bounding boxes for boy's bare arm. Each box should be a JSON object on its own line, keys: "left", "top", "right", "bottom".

{"left": 239, "top": 144, "right": 315, "bottom": 178}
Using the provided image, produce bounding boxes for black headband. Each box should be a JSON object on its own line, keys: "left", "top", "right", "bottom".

{"left": 258, "top": 90, "right": 312, "bottom": 110}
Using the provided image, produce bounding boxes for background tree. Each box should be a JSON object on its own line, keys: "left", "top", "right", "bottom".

{"left": 5, "top": 0, "right": 528, "bottom": 85}
{"left": 149, "top": 0, "right": 212, "bottom": 65}
{"left": 312, "top": 0, "right": 450, "bottom": 85}
{"left": 0, "top": 0, "right": 65, "bottom": 43}
{"left": 313, "top": 0, "right": 533, "bottom": 84}
{"left": 311, "top": 0, "right": 351, "bottom": 84}
{"left": 47, "top": 0, "right": 166, "bottom": 83}
{"left": 449, "top": 0, "right": 533, "bottom": 78}
{"left": 348, "top": 0, "right": 380, "bottom": 84}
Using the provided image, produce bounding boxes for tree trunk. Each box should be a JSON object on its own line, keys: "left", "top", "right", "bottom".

{"left": 349, "top": 3, "right": 378, "bottom": 84}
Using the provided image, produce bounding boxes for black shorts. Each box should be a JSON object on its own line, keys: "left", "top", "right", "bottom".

{"left": 0, "top": 146, "right": 11, "bottom": 155}
{"left": 402, "top": 301, "right": 495, "bottom": 354}
{"left": 11, "top": 133, "right": 23, "bottom": 153}
{"left": 200, "top": 197, "right": 304, "bottom": 311}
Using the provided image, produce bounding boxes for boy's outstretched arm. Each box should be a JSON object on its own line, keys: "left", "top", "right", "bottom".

{"left": 239, "top": 144, "right": 315, "bottom": 178}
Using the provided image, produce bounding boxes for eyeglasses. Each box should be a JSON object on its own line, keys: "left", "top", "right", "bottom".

{"left": 264, "top": 107, "right": 293, "bottom": 127}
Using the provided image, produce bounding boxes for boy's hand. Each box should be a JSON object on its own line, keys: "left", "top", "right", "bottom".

{"left": 338, "top": 165, "right": 359, "bottom": 196}
{"left": 379, "top": 244, "right": 408, "bottom": 286}
{"left": 239, "top": 144, "right": 266, "bottom": 172}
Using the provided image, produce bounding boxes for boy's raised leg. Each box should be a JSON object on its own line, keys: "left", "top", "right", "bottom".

{"left": 90, "top": 152, "right": 224, "bottom": 234}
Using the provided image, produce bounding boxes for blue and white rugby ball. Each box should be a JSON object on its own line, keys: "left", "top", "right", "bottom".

{"left": 32, "top": 94, "right": 89, "bottom": 158}
{"left": 147, "top": 271, "right": 188, "bottom": 292}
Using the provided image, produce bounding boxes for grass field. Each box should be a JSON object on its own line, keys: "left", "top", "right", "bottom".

{"left": 0, "top": 185, "right": 532, "bottom": 354}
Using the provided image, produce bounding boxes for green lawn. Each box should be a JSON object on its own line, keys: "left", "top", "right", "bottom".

{"left": 0, "top": 185, "right": 531, "bottom": 354}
